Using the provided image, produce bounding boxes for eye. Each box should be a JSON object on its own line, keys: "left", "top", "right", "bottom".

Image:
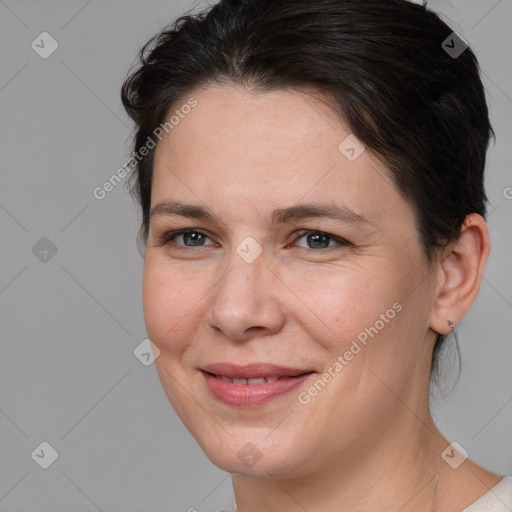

{"left": 289, "top": 230, "right": 350, "bottom": 251}
{"left": 158, "top": 229, "right": 217, "bottom": 248}
{"left": 156, "top": 228, "right": 350, "bottom": 252}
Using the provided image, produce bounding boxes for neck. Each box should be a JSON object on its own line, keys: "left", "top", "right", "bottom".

{"left": 230, "top": 411, "right": 450, "bottom": 512}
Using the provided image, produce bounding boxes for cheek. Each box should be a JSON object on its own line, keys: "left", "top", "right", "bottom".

{"left": 142, "top": 260, "right": 199, "bottom": 354}
{"left": 283, "top": 259, "right": 421, "bottom": 401}
{"left": 281, "top": 265, "right": 397, "bottom": 350}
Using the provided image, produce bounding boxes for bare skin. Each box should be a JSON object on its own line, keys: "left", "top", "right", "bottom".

{"left": 143, "top": 84, "right": 501, "bottom": 511}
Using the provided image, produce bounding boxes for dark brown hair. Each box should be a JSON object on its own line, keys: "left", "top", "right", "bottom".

{"left": 121, "top": 0, "right": 494, "bottom": 386}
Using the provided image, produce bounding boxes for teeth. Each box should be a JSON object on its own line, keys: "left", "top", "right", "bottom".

{"left": 247, "top": 378, "right": 265, "bottom": 385}
{"left": 215, "top": 375, "right": 282, "bottom": 385}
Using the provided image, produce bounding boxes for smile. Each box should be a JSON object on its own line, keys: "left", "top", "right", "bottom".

{"left": 214, "top": 375, "right": 282, "bottom": 384}
{"left": 200, "top": 363, "right": 315, "bottom": 406}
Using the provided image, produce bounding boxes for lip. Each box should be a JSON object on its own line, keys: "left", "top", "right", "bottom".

{"left": 202, "top": 362, "right": 312, "bottom": 379}
{"left": 200, "top": 362, "right": 315, "bottom": 407}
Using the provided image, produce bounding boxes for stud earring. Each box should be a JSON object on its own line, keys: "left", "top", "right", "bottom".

{"left": 448, "top": 320, "right": 454, "bottom": 332}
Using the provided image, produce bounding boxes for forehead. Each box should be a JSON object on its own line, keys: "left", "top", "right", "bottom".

{"left": 150, "top": 84, "right": 410, "bottom": 230}
{"left": 174, "top": 84, "right": 344, "bottom": 145}
{"left": 154, "top": 84, "right": 352, "bottom": 167}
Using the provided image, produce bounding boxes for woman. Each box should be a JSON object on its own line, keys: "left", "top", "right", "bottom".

{"left": 121, "top": 0, "right": 512, "bottom": 510}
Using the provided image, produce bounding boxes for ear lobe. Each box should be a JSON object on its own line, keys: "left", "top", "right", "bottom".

{"left": 429, "top": 214, "right": 490, "bottom": 335}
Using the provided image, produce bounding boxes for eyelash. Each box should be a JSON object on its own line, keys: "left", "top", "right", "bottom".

{"left": 156, "top": 229, "right": 351, "bottom": 252}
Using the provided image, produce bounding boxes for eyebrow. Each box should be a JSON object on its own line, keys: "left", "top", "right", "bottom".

{"left": 149, "top": 200, "right": 374, "bottom": 229}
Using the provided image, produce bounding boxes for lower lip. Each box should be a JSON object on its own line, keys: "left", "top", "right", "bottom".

{"left": 201, "top": 371, "right": 314, "bottom": 407}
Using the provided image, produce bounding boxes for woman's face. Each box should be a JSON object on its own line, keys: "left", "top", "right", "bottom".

{"left": 143, "top": 84, "right": 439, "bottom": 478}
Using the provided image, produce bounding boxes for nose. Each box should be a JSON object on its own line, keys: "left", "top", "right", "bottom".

{"left": 206, "top": 251, "right": 286, "bottom": 341}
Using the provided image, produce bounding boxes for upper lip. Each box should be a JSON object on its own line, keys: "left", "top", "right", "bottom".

{"left": 201, "top": 362, "right": 314, "bottom": 379}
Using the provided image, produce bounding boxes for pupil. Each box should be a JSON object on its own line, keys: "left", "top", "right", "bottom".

{"left": 308, "top": 233, "right": 329, "bottom": 249}
{"left": 185, "top": 232, "right": 203, "bottom": 246}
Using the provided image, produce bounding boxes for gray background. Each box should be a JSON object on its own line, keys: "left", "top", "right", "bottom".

{"left": 0, "top": 1, "right": 511, "bottom": 511}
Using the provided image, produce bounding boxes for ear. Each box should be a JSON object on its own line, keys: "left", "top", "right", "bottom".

{"left": 429, "top": 214, "right": 490, "bottom": 335}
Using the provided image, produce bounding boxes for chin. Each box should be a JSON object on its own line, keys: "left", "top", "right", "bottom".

{"left": 207, "top": 450, "right": 291, "bottom": 477}
{"left": 197, "top": 431, "right": 307, "bottom": 478}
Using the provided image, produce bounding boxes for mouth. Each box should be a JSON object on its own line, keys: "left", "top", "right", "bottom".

{"left": 207, "top": 374, "right": 295, "bottom": 385}
{"left": 200, "top": 363, "right": 315, "bottom": 407}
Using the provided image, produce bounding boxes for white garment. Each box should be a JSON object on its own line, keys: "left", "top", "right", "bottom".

{"left": 461, "top": 476, "right": 512, "bottom": 511}
{"left": 216, "top": 476, "right": 512, "bottom": 511}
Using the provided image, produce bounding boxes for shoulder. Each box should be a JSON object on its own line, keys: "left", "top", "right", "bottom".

{"left": 461, "top": 476, "right": 512, "bottom": 511}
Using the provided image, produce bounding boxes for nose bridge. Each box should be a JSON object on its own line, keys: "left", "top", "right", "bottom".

{"left": 207, "top": 240, "right": 282, "bottom": 337}
{"left": 222, "top": 233, "right": 268, "bottom": 296}
{"left": 217, "top": 245, "right": 268, "bottom": 313}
